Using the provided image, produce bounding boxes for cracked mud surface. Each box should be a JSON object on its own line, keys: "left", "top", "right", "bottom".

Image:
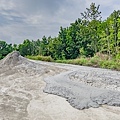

{"left": 0, "top": 51, "right": 120, "bottom": 120}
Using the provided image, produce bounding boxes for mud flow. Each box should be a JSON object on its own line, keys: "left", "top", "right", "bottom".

{"left": 0, "top": 51, "right": 120, "bottom": 120}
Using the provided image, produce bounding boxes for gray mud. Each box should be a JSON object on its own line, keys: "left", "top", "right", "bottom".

{"left": 44, "top": 68, "right": 120, "bottom": 110}
{"left": 0, "top": 51, "right": 48, "bottom": 75}
{"left": 0, "top": 51, "right": 64, "bottom": 119}
{"left": 68, "top": 68, "right": 120, "bottom": 91}
{"left": 1, "top": 51, "right": 120, "bottom": 112}
{"left": 0, "top": 51, "right": 46, "bottom": 119}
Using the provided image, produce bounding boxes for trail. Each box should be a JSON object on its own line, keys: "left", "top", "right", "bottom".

{"left": 0, "top": 51, "right": 120, "bottom": 120}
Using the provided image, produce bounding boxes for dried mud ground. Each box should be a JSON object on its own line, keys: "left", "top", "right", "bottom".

{"left": 0, "top": 51, "right": 120, "bottom": 120}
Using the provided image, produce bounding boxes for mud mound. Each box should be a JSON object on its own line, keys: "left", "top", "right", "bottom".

{"left": 0, "top": 51, "right": 25, "bottom": 66}
{"left": 0, "top": 51, "right": 47, "bottom": 75}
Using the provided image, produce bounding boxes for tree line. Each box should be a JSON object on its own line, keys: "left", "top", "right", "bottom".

{"left": 0, "top": 3, "right": 120, "bottom": 60}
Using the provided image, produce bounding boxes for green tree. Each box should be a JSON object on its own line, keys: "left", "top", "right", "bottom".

{"left": 18, "top": 39, "right": 33, "bottom": 56}
{"left": 101, "top": 10, "right": 120, "bottom": 57}
{"left": 112, "top": 10, "right": 120, "bottom": 54}
{"left": 81, "top": 3, "right": 102, "bottom": 53}
{"left": 0, "top": 40, "right": 13, "bottom": 59}
{"left": 39, "top": 36, "right": 49, "bottom": 56}
{"left": 77, "top": 19, "right": 95, "bottom": 57}
{"left": 13, "top": 44, "right": 18, "bottom": 51}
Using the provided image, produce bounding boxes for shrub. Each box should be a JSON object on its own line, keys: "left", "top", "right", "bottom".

{"left": 26, "top": 55, "right": 53, "bottom": 62}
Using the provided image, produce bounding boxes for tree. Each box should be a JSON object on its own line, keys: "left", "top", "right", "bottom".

{"left": 18, "top": 39, "right": 33, "bottom": 56}
{"left": 112, "top": 10, "right": 120, "bottom": 54}
{"left": 77, "top": 19, "right": 95, "bottom": 57}
{"left": 99, "top": 20, "right": 111, "bottom": 57}
{"left": 58, "top": 25, "right": 80, "bottom": 59}
{"left": 101, "top": 10, "right": 120, "bottom": 57}
{"left": 39, "top": 36, "right": 49, "bottom": 56}
{"left": 0, "top": 40, "right": 13, "bottom": 59}
{"left": 13, "top": 44, "right": 18, "bottom": 51}
{"left": 34, "top": 39, "right": 41, "bottom": 55}
{"left": 81, "top": 3, "right": 102, "bottom": 53}
{"left": 48, "top": 37, "right": 63, "bottom": 60}
{"left": 81, "top": 3, "right": 101, "bottom": 21}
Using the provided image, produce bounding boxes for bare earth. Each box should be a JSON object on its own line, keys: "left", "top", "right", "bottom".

{"left": 0, "top": 51, "right": 120, "bottom": 120}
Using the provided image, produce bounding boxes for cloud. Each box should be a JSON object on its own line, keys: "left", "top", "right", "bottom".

{"left": 0, "top": 0, "right": 15, "bottom": 11}
{"left": 0, "top": 0, "right": 120, "bottom": 44}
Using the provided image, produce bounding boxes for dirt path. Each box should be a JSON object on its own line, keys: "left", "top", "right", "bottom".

{"left": 0, "top": 52, "right": 120, "bottom": 120}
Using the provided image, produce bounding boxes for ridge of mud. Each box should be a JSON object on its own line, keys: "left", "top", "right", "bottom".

{"left": 44, "top": 69, "right": 120, "bottom": 110}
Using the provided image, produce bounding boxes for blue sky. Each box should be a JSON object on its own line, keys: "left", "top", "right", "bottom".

{"left": 0, "top": 0, "right": 120, "bottom": 44}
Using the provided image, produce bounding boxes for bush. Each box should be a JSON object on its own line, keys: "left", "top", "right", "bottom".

{"left": 116, "top": 53, "right": 120, "bottom": 61}
{"left": 26, "top": 55, "right": 53, "bottom": 62}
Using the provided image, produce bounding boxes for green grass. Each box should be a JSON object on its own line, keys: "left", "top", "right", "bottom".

{"left": 26, "top": 55, "right": 54, "bottom": 62}
{"left": 26, "top": 54, "right": 120, "bottom": 71}
{"left": 55, "top": 55, "right": 120, "bottom": 71}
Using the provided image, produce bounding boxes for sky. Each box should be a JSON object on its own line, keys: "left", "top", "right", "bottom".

{"left": 0, "top": 0, "right": 120, "bottom": 44}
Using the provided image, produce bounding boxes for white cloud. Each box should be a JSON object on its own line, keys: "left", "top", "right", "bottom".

{"left": 25, "top": 15, "right": 44, "bottom": 25}
{"left": 0, "top": 0, "right": 15, "bottom": 11}
{"left": 0, "top": 0, "right": 120, "bottom": 44}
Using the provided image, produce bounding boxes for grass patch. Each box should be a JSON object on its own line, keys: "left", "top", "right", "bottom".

{"left": 26, "top": 55, "right": 54, "bottom": 62}
{"left": 55, "top": 55, "right": 120, "bottom": 71}
{"left": 99, "top": 60, "right": 120, "bottom": 70}
{"left": 26, "top": 53, "right": 120, "bottom": 71}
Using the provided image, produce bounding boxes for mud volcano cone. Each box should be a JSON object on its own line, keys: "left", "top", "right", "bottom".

{"left": 0, "top": 51, "right": 49, "bottom": 76}
{"left": 0, "top": 51, "right": 22, "bottom": 66}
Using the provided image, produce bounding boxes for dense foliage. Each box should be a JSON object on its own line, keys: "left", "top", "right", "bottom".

{"left": 0, "top": 41, "right": 13, "bottom": 59}
{"left": 0, "top": 3, "right": 120, "bottom": 63}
